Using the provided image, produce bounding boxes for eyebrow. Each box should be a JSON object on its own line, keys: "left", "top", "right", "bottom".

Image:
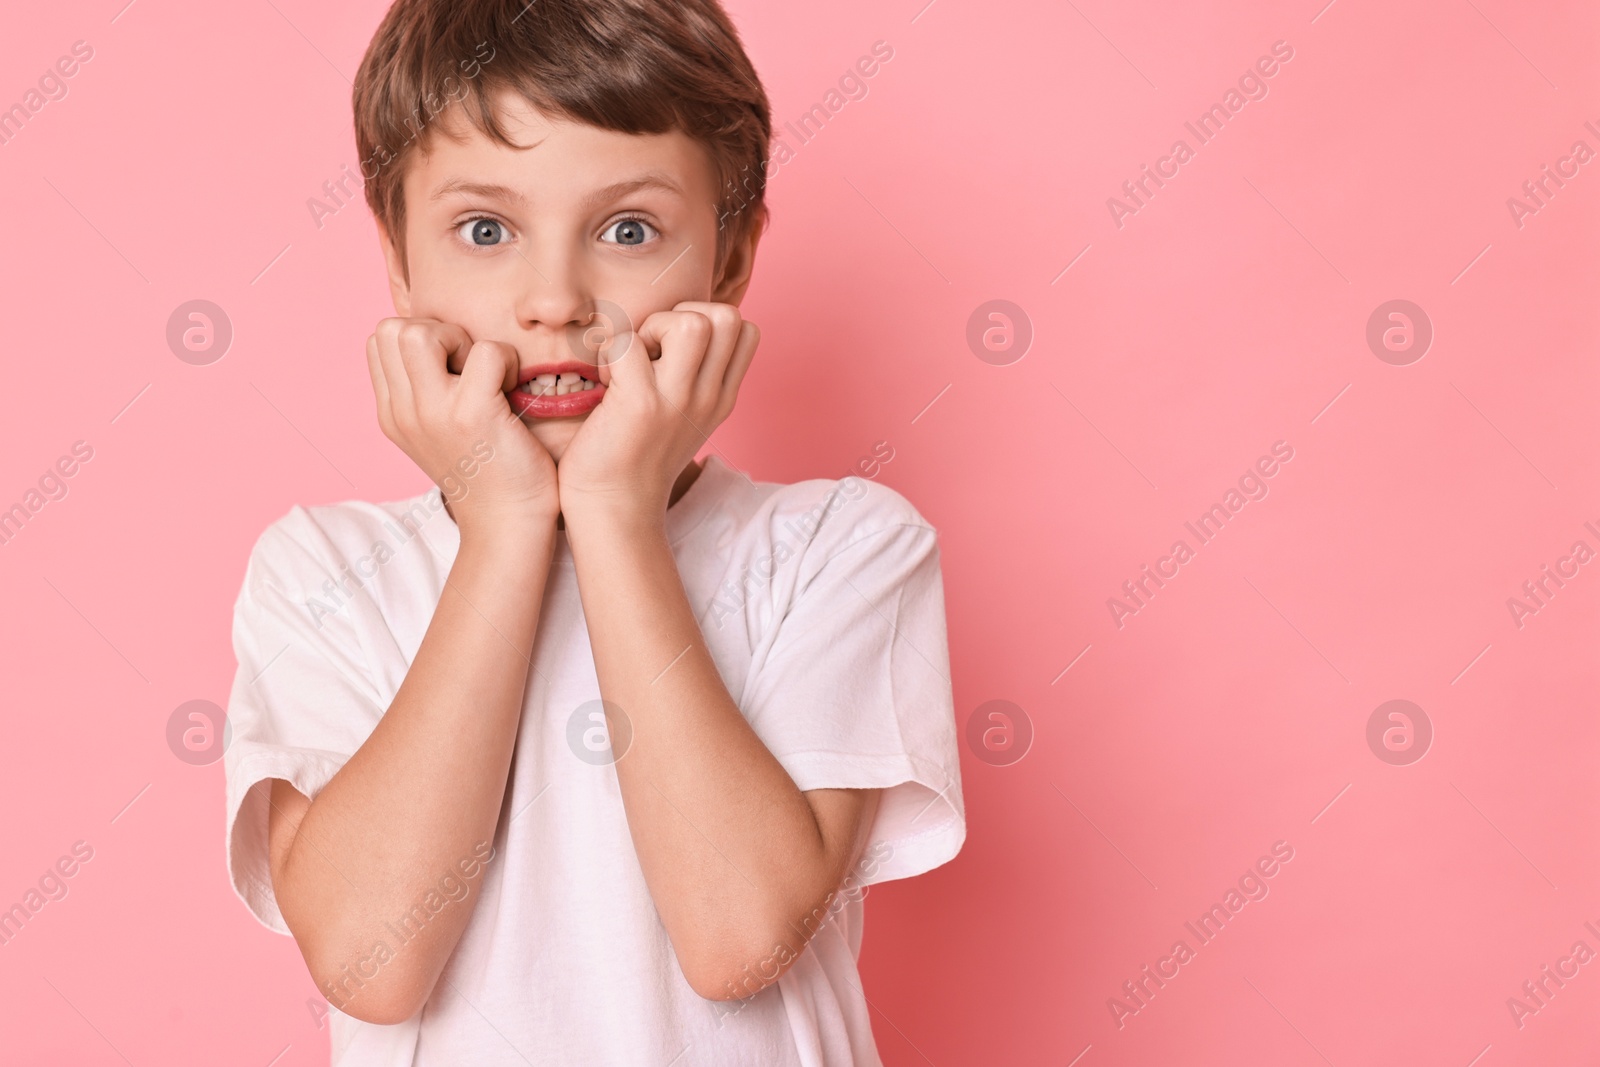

{"left": 428, "top": 173, "right": 686, "bottom": 210}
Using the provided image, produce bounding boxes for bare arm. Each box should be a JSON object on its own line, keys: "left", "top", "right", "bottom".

{"left": 567, "top": 508, "right": 882, "bottom": 1000}
{"left": 266, "top": 524, "right": 555, "bottom": 1023}
{"left": 263, "top": 318, "right": 562, "bottom": 1024}
{"left": 557, "top": 303, "right": 884, "bottom": 1000}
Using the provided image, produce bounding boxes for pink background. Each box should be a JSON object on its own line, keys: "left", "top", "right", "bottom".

{"left": 1, "top": 0, "right": 1597, "bottom": 1063}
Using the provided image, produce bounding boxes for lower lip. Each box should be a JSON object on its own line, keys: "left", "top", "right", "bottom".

{"left": 509, "top": 384, "right": 606, "bottom": 418}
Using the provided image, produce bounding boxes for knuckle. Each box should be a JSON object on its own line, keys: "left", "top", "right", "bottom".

{"left": 464, "top": 339, "right": 504, "bottom": 369}
{"left": 397, "top": 321, "right": 434, "bottom": 352}
{"left": 375, "top": 317, "right": 407, "bottom": 345}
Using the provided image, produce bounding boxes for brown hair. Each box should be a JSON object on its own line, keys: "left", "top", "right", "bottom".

{"left": 352, "top": 0, "right": 772, "bottom": 284}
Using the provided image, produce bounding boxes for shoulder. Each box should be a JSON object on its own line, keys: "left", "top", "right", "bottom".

{"left": 772, "top": 470, "right": 931, "bottom": 531}
{"left": 716, "top": 461, "right": 939, "bottom": 579}
{"left": 240, "top": 487, "right": 448, "bottom": 598}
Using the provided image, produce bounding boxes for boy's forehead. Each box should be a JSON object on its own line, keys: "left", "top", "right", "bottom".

{"left": 409, "top": 90, "right": 716, "bottom": 208}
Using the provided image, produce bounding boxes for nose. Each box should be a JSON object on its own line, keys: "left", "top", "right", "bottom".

{"left": 511, "top": 239, "right": 592, "bottom": 340}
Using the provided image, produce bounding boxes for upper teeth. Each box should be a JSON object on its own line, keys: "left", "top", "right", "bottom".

{"left": 519, "top": 372, "right": 598, "bottom": 396}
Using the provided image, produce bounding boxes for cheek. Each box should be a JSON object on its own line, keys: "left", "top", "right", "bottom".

{"left": 404, "top": 278, "right": 509, "bottom": 373}
{"left": 603, "top": 233, "right": 719, "bottom": 310}
{"left": 409, "top": 259, "right": 504, "bottom": 325}
{"left": 602, "top": 270, "right": 717, "bottom": 331}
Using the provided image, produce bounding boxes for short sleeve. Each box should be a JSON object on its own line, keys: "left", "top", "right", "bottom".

{"left": 222, "top": 515, "right": 389, "bottom": 935}
{"left": 739, "top": 519, "right": 965, "bottom": 888}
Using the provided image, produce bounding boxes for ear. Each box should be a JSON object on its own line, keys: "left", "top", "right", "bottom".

{"left": 710, "top": 207, "right": 766, "bottom": 306}
{"left": 378, "top": 222, "right": 413, "bottom": 317}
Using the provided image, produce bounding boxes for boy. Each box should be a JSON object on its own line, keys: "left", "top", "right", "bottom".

{"left": 222, "top": 0, "right": 964, "bottom": 1062}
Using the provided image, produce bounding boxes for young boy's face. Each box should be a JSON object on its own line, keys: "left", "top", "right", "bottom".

{"left": 381, "top": 87, "right": 760, "bottom": 463}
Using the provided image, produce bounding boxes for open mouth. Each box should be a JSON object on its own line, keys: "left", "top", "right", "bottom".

{"left": 516, "top": 371, "right": 601, "bottom": 397}
{"left": 509, "top": 371, "right": 606, "bottom": 418}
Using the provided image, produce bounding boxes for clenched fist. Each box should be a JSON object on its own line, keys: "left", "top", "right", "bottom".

{"left": 366, "top": 317, "right": 560, "bottom": 541}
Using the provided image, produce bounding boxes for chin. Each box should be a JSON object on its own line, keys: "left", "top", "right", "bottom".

{"left": 524, "top": 418, "right": 582, "bottom": 459}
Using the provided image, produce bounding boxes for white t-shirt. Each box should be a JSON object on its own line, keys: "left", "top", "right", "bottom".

{"left": 222, "top": 453, "right": 965, "bottom": 1066}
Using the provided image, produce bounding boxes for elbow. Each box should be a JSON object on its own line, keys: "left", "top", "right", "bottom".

{"left": 688, "top": 968, "right": 767, "bottom": 1003}
{"left": 688, "top": 968, "right": 756, "bottom": 1003}
{"left": 302, "top": 942, "right": 434, "bottom": 1025}
{"left": 310, "top": 963, "right": 431, "bottom": 1024}
{"left": 326, "top": 992, "right": 425, "bottom": 1027}
{"left": 684, "top": 928, "right": 804, "bottom": 1002}
{"left": 272, "top": 861, "right": 443, "bottom": 1023}
{"left": 327, "top": 987, "right": 427, "bottom": 1026}
{"left": 683, "top": 886, "right": 844, "bottom": 1001}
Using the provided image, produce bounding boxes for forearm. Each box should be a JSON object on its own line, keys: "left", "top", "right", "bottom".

{"left": 565, "top": 508, "right": 835, "bottom": 994}
{"left": 274, "top": 519, "right": 558, "bottom": 1018}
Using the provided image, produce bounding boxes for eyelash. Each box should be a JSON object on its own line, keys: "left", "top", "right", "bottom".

{"left": 453, "top": 213, "right": 661, "bottom": 251}
{"left": 601, "top": 214, "right": 660, "bottom": 247}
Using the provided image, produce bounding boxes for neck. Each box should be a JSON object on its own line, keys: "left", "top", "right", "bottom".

{"left": 669, "top": 456, "right": 705, "bottom": 508}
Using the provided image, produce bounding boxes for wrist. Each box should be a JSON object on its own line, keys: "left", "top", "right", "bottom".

{"left": 560, "top": 497, "right": 667, "bottom": 541}
{"left": 558, "top": 485, "right": 665, "bottom": 531}
{"left": 455, "top": 508, "right": 561, "bottom": 557}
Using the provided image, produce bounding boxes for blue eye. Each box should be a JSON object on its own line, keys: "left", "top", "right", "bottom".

{"left": 459, "top": 217, "right": 508, "bottom": 246}
{"left": 601, "top": 217, "right": 657, "bottom": 246}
